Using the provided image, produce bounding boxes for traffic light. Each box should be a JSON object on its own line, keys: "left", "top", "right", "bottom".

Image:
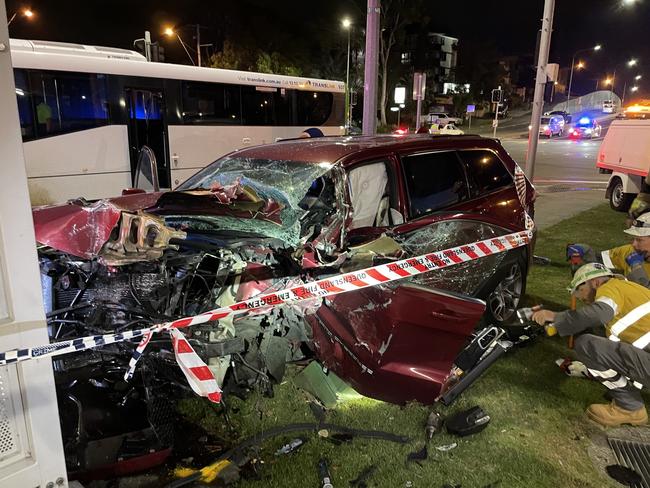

{"left": 151, "top": 43, "right": 165, "bottom": 63}
{"left": 491, "top": 89, "right": 503, "bottom": 104}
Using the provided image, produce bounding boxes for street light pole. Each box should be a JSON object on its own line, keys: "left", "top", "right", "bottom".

{"left": 362, "top": 0, "right": 380, "bottom": 136}
{"left": 342, "top": 19, "right": 352, "bottom": 131}
{"left": 566, "top": 44, "right": 600, "bottom": 111}
{"left": 525, "top": 0, "right": 555, "bottom": 180}
{"left": 196, "top": 24, "right": 201, "bottom": 67}
{"left": 567, "top": 53, "right": 576, "bottom": 110}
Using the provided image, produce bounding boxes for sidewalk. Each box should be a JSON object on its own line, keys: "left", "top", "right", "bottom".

{"left": 533, "top": 186, "right": 607, "bottom": 230}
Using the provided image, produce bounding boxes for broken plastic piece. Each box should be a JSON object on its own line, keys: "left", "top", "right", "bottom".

{"left": 435, "top": 443, "right": 458, "bottom": 452}
{"left": 446, "top": 406, "right": 490, "bottom": 437}
{"left": 275, "top": 438, "right": 306, "bottom": 456}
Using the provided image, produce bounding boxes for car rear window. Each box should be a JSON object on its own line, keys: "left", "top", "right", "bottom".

{"left": 457, "top": 150, "right": 512, "bottom": 195}
{"left": 541, "top": 117, "right": 550, "bottom": 124}
{"left": 402, "top": 151, "right": 468, "bottom": 217}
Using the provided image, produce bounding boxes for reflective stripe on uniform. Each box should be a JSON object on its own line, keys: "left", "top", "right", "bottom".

{"left": 602, "top": 250, "right": 615, "bottom": 269}
{"left": 587, "top": 367, "right": 619, "bottom": 379}
{"left": 609, "top": 301, "right": 650, "bottom": 339}
{"left": 596, "top": 296, "right": 618, "bottom": 314}
{"left": 633, "top": 332, "right": 650, "bottom": 350}
{"left": 603, "top": 376, "right": 629, "bottom": 389}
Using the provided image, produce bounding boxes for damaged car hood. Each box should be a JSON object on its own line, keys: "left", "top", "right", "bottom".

{"left": 32, "top": 160, "right": 327, "bottom": 262}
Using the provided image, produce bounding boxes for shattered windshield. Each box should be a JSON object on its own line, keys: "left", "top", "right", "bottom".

{"left": 176, "top": 157, "right": 334, "bottom": 246}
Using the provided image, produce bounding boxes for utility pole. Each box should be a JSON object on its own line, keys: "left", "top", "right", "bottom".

{"left": 362, "top": 0, "right": 380, "bottom": 136}
{"left": 525, "top": 0, "right": 555, "bottom": 180}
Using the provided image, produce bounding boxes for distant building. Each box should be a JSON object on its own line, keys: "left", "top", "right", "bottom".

{"left": 401, "top": 32, "right": 458, "bottom": 95}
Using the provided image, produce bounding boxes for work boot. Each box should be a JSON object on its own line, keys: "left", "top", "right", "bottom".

{"left": 586, "top": 401, "right": 648, "bottom": 427}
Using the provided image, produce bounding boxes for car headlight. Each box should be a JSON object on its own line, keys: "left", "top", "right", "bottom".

{"left": 543, "top": 125, "right": 549, "bottom": 130}
{"left": 585, "top": 128, "right": 592, "bottom": 134}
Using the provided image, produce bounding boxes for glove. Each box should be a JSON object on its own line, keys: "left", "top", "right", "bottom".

{"left": 626, "top": 251, "right": 645, "bottom": 267}
{"left": 555, "top": 358, "right": 588, "bottom": 378}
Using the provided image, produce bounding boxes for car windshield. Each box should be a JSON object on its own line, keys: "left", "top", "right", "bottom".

{"left": 176, "top": 156, "right": 334, "bottom": 245}
{"left": 541, "top": 117, "right": 550, "bottom": 124}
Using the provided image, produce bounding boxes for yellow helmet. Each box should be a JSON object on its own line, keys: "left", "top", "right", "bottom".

{"left": 568, "top": 263, "right": 613, "bottom": 294}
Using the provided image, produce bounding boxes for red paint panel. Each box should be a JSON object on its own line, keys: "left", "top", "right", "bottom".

{"left": 190, "top": 366, "right": 214, "bottom": 381}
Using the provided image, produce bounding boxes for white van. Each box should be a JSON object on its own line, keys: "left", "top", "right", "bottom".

{"left": 603, "top": 100, "right": 615, "bottom": 114}
{"left": 597, "top": 119, "right": 650, "bottom": 211}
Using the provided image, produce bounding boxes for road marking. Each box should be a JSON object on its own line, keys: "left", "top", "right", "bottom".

{"left": 533, "top": 179, "right": 608, "bottom": 185}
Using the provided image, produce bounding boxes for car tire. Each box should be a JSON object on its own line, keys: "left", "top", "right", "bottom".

{"left": 609, "top": 177, "right": 635, "bottom": 212}
{"left": 476, "top": 251, "right": 527, "bottom": 326}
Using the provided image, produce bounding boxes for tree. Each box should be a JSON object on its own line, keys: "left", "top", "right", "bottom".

{"left": 378, "top": 0, "right": 425, "bottom": 125}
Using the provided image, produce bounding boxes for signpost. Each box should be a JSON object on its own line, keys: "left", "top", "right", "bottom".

{"left": 413, "top": 72, "right": 426, "bottom": 130}
{"left": 466, "top": 104, "right": 476, "bottom": 130}
{"left": 491, "top": 87, "right": 503, "bottom": 138}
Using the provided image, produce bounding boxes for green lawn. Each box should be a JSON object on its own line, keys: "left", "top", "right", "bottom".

{"left": 179, "top": 203, "right": 646, "bottom": 488}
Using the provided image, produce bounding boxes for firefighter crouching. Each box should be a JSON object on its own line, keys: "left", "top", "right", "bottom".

{"left": 532, "top": 263, "right": 650, "bottom": 427}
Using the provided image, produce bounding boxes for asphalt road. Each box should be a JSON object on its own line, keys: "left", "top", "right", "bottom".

{"left": 491, "top": 111, "right": 618, "bottom": 185}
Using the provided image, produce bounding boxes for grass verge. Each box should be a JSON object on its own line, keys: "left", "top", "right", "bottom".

{"left": 182, "top": 203, "right": 646, "bottom": 488}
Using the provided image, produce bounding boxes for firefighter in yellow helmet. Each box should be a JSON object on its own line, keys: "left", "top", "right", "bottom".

{"left": 567, "top": 213, "right": 650, "bottom": 287}
{"left": 532, "top": 263, "right": 650, "bottom": 427}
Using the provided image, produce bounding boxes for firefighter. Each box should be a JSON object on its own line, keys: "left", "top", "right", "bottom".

{"left": 567, "top": 212, "right": 650, "bottom": 287}
{"left": 532, "top": 263, "right": 650, "bottom": 427}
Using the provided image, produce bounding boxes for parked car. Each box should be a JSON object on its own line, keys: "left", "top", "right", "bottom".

{"left": 430, "top": 123, "right": 465, "bottom": 135}
{"left": 597, "top": 118, "right": 650, "bottom": 211}
{"left": 533, "top": 115, "right": 564, "bottom": 137}
{"left": 426, "top": 112, "right": 462, "bottom": 125}
{"left": 544, "top": 110, "right": 572, "bottom": 124}
{"left": 569, "top": 117, "right": 602, "bottom": 139}
{"left": 34, "top": 135, "right": 535, "bottom": 473}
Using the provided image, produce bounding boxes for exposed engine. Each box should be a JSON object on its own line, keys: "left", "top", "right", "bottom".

{"left": 40, "top": 219, "right": 326, "bottom": 476}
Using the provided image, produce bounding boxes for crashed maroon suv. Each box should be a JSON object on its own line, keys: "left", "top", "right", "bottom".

{"left": 34, "top": 135, "right": 534, "bottom": 472}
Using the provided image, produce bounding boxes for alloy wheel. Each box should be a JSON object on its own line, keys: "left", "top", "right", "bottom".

{"left": 487, "top": 263, "right": 523, "bottom": 322}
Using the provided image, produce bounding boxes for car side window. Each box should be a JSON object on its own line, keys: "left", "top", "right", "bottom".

{"left": 457, "top": 150, "right": 512, "bottom": 196}
{"left": 402, "top": 151, "right": 468, "bottom": 218}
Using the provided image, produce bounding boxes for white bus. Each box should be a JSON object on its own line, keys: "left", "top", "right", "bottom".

{"left": 10, "top": 39, "right": 346, "bottom": 204}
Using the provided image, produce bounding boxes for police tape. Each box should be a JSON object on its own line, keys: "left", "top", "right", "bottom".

{"left": 0, "top": 228, "right": 532, "bottom": 403}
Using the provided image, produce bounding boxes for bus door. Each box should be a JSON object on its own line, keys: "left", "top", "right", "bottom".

{"left": 125, "top": 88, "right": 171, "bottom": 189}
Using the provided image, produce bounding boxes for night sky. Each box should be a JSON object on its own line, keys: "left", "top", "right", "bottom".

{"left": 5, "top": 0, "right": 650, "bottom": 96}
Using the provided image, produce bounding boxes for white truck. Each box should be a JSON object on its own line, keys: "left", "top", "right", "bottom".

{"left": 597, "top": 119, "right": 650, "bottom": 211}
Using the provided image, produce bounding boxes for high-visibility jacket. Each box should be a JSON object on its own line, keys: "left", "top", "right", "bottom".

{"left": 595, "top": 278, "right": 650, "bottom": 348}
{"left": 602, "top": 244, "right": 650, "bottom": 277}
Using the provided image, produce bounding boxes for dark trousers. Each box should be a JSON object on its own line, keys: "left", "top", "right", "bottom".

{"left": 574, "top": 334, "right": 650, "bottom": 410}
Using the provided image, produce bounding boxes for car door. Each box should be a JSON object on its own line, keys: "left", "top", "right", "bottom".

{"left": 308, "top": 154, "right": 488, "bottom": 405}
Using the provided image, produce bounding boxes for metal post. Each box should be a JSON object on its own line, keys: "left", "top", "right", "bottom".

{"left": 622, "top": 79, "right": 628, "bottom": 104}
{"left": 566, "top": 54, "right": 575, "bottom": 110}
{"left": 492, "top": 100, "right": 499, "bottom": 138}
{"left": 345, "top": 27, "right": 351, "bottom": 130}
{"left": 525, "top": 0, "right": 555, "bottom": 179}
{"left": 362, "top": 0, "right": 380, "bottom": 136}
{"left": 415, "top": 88, "right": 422, "bottom": 131}
{"left": 196, "top": 24, "right": 201, "bottom": 67}
{"left": 397, "top": 107, "right": 401, "bottom": 127}
{"left": 144, "top": 30, "right": 152, "bottom": 62}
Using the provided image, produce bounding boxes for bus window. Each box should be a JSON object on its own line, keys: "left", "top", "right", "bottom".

{"left": 57, "top": 73, "right": 109, "bottom": 132}
{"left": 241, "top": 86, "right": 277, "bottom": 125}
{"left": 296, "top": 91, "right": 333, "bottom": 126}
{"left": 13, "top": 69, "right": 34, "bottom": 139}
{"left": 29, "top": 72, "right": 61, "bottom": 136}
{"left": 274, "top": 88, "right": 295, "bottom": 125}
{"left": 28, "top": 71, "right": 109, "bottom": 138}
{"left": 181, "top": 81, "right": 242, "bottom": 124}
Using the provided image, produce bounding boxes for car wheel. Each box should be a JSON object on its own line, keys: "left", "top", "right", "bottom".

{"left": 476, "top": 252, "right": 527, "bottom": 325}
{"left": 609, "top": 177, "right": 635, "bottom": 212}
